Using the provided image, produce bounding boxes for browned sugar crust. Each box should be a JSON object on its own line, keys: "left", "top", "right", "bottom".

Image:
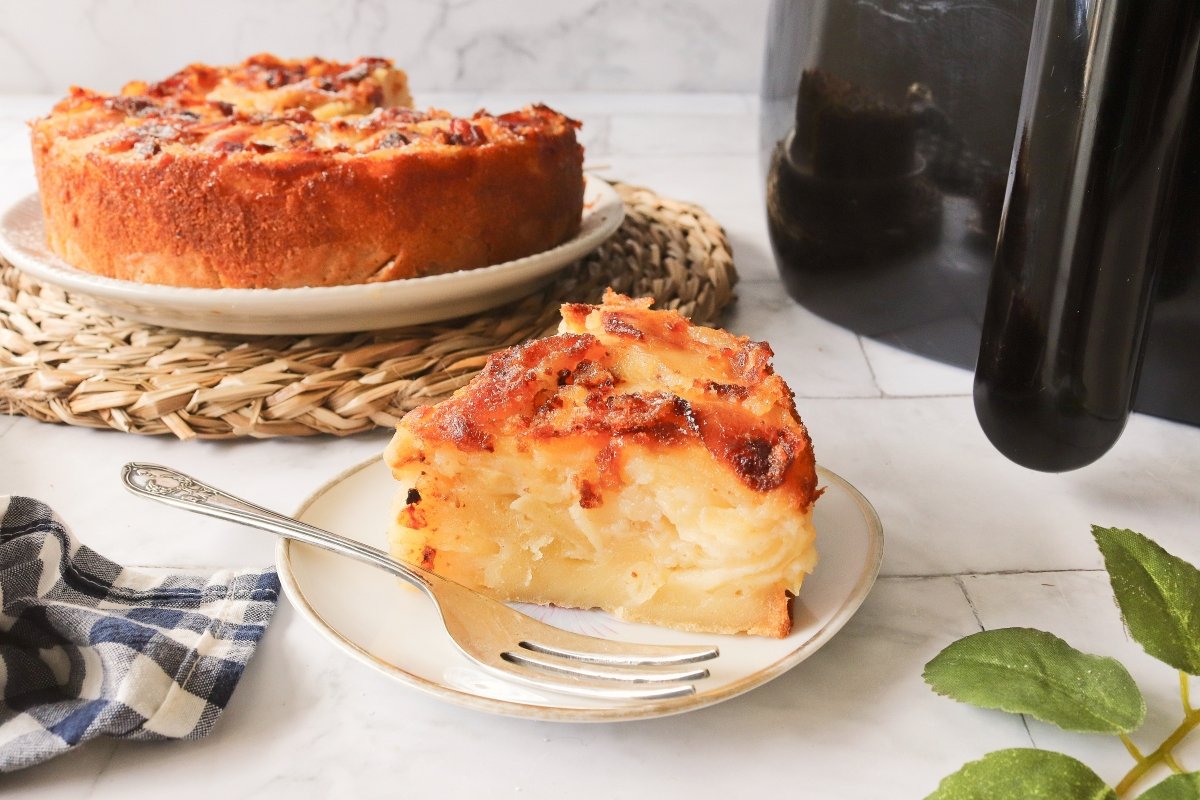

{"left": 392, "top": 292, "right": 820, "bottom": 512}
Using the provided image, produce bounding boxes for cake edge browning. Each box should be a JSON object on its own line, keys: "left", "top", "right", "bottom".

{"left": 31, "top": 120, "right": 583, "bottom": 288}
{"left": 29, "top": 55, "right": 585, "bottom": 289}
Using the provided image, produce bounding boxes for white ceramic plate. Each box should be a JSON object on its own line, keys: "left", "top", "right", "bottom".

{"left": 278, "top": 457, "right": 884, "bottom": 722}
{"left": 0, "top": 175, "right": 624, "bottom": 336}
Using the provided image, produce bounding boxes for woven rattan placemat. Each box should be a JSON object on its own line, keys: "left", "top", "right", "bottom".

{"left": 0, "top": 182, "right": 737, "bottom": 440}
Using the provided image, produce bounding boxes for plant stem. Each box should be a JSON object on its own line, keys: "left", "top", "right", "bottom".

{"left": 1164, "top": 752, "right": 1185, "bottom": 773}
{"left": 1116, "top": 708, "right": 1200, "bottom": 796}
{"left": 1119, "top": 733, "right": 1144, "bottom": 761}
{"left": 1183, "top": 671, "right": 1194, "bottom": 714}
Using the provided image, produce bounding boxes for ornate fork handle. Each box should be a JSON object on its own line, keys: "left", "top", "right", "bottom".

{"left": 121, "top": 462, "right": 433, "bottom": 592}
{"left": 128, "top": 466, "right": 217, "bottom": 503}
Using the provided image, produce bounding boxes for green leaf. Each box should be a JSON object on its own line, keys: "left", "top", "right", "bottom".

{"left": 1136, "top": 773, "right": 1200, "bottom": 800}
{"left": 925, "top": 748, "right": 1115, "bottom": 800}
{"left": 923, "top": 627, "right": 1145, "bottom": 733}
{"left": 1093, "top": 526, "right": 1200, "bottom": 675}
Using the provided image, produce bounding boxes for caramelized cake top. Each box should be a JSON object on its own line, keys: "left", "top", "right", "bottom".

{"left": 392, "top": 291, "right": 819, "bottom": 510}
{"left": 36, "top": 53, "right": 579, "bottom": 160}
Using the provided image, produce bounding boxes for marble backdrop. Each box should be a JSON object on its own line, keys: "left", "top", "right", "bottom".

{"left": 0, "top": 0, "right": 768, "bottom": 94}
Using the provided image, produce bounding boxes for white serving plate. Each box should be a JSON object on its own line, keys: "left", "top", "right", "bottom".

{"left": 0, "top": 174, "right": 624, "bottom": 336}
{"left": 277, "top": 457, "right": 884, "bottom": 722}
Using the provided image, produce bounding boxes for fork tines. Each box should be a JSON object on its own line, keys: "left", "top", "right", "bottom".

{"left": 490, "top": 640, "right": 720, "bottom": 701}
{"left": 518, "top": 639, "right": 720, "bottom": 667}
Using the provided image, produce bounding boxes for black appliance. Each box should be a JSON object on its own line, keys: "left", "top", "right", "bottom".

{"left": 761, "top": 0, "right": 1200, "bottom": 471}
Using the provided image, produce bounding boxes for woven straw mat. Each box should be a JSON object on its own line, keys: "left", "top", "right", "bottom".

{"left": 0, "top": 182, "right": 738, "bottom": 440}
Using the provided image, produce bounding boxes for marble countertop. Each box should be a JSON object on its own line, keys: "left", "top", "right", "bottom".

{"left": 2, "top": 92, "right": 1199, "bottom": 799}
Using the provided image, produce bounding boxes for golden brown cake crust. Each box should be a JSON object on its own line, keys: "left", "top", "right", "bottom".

{"left": 393, "top": 292, "right": 820, "bottom": 511}
{"left": 30, "top": 55, "right": 585, "bottom": 289}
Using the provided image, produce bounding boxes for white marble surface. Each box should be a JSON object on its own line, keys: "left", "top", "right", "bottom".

{"left": 2, "top": 92, "right": 1200, "bottom": 798}
{"left": 0, "top": 0, "right": 768, "bottom": 95}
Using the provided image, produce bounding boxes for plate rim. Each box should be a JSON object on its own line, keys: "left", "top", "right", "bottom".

{"left": 276, "top": 455, "right": 884, "bottom": 723}
{"left": 0, "top": 174, "right": 624, "bottom": 333}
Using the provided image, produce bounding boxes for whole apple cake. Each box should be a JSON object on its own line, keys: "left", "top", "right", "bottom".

{"left": 384, "top": 292, "right": 821, "bottom": 638}
{"left": 30, "top": 54, "right": 584, "bottom": 289}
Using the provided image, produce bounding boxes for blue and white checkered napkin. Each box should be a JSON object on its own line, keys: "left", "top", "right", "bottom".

{"left": 0, "top": 495, "right": 280, "bottom": 772}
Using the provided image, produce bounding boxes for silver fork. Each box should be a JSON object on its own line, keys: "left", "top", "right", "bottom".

{"left": 121, "top": 463, "right": 718, "bottom": 702}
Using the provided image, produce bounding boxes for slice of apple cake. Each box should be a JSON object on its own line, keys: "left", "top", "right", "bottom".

{"left": 383, "top": 291, "right": 820, "bottom": 637}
